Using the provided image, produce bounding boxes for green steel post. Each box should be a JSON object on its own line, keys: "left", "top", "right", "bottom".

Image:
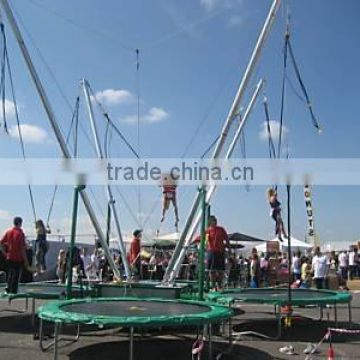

{"left": 198, "top": 187, "right": 207, "bottom": 301}
{"left": 66, "top": 184, "right": 85, "bottom": 299}
{"left": 106, "top": 201, "right": 112, "bottom": 246}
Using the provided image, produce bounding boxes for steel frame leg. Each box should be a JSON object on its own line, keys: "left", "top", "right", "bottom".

{"left": 348, "top": 302, "right": 352, "bottom": 328}
{"left": 39, "top": 319, "right": 80, "bottom": 352}
{"left": 334, "top": 304, "right": 338, "bottom": 327}
{"left": 208, "top": 324, "right": 212, "bottom": 360}
{"left": 31, "top": 298, "right": 36, "bottom": 328}
{"left": 53, "top": 322, "right": 59, "bottom": 360}
{"left": 129, "top": 327, "right": 134, "bottom": 360}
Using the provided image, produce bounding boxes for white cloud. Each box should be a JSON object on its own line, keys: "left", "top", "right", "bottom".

{"left": 143, "top": 107, "right": 169, "bottom": 123}
{"left": 93, "top": 89, "right": 135, "bottom": 106}
{"left": 228, "top": 15, "right": 243, "bottom": 27}
{"left": 200, "top": 0, "right": 243, "bottom": 12}
{"left": 121, "top": 107, "right": 169, "bottom": 125}
{"left": 200, "top": 0, "right": 222, "bottom": 12}
{"left": 9, "top": 124, "right": 48, "bottom": 144}
{"left": 0, "top": 210, "right": 10, "bottom": 220}
{"left": 4, "top": 99, "right": 15, "bottom": 118}
{"left": 259, "top": 120, "right": 288, "bottom": 142}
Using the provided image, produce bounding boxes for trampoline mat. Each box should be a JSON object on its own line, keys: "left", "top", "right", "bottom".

{"left": 18, "top": 285, "right": 66, "bottom": 295}
{"left": 61, "top": 300, "right": 211, "bottom": 317}
{"left": 212, "top": 288, "right": 352, "bottom": 305}
{"left": 231, "top": 289, "right": 338, "bottom": 300}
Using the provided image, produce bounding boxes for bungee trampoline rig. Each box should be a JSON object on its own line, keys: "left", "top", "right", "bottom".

{"left": 208, "top": 288, "right": 352, "bottom": 339}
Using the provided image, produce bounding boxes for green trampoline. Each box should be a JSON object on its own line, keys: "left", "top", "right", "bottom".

{"left": 93, "top": 280, "right": 190, "bottom": 299}
{"left": 38, "top": 297, "right": 233, "bottom": 360}
{"left": 208, "top": 288, "right": 352, "bottom": 339}
{"left": 207, "top": 288, "right": 352, "bottom": 306}
{"left": 7, "top": 283, "right": 92, "bottom": 327}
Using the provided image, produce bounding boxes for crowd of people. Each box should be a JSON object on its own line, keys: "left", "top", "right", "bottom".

{"left": 0, "top": 215, "right": 359, "bottom": 295}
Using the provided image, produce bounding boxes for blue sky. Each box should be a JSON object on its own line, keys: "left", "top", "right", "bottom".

{"left": 0, "top": 0, "right": 359, "bottom": 247}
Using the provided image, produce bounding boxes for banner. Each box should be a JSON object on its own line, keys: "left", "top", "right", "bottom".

{"left": 304, "top": 185, "right": 315, "bottom": 238}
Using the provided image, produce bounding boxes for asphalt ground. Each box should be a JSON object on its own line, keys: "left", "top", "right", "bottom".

{"left": 0, "top": 290, "right": 359, "bottom": 359}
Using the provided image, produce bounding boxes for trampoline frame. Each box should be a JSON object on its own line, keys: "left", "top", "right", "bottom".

{"left": 7, "top": 283, "right": 91, "bottom": 328}
{"left": 208, "top": 288, "right": 352, "bottom": 340}
{"left": 38, "top": 297, "right": 233, "bottom": 360}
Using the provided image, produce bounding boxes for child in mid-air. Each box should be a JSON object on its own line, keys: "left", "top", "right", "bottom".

{"left": 160, "top": 174, "right": 179, "bottom": 232}
{"left": 267, "top": 188, "right": 287, "bottom": 241}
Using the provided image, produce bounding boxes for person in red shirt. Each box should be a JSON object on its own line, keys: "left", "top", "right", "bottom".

{"left": 195, "top": 215, "right": 230, "bottom": 291}
{"left": 129, "top": 229, "right": 142, "bottom": 279}
{"left": 0, "top": 217, "right": 28, "bottom": 294}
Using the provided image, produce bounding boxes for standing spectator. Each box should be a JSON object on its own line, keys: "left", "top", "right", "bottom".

{"left": 228, "top": 253, "right": 239, "bottom": 287}
{"left": 260, "top": 253, "right": 269, "bottom": 287}
{"left": 349, "top": 246, "right": 358, "bottom": 280}
{"left": 81, "top": 248, "right": 91, "bottom": 280}
{"left": 202, "top": 215, "right": 229, "bottom": 291}
{"left": 34, "top": 220, "right": 50, "bottom": 272}
{"left": 300, "top": 257, "right": 312, "bottom": 288}
{"left": 338, "top": 250, "right": 349, "bottom": 281}
{"left": 0, "top": 217, "right": 28, "bottom": 294}
{"left": 129, "top": 229, "right": 142, "bottom": 279}
{"left": 292, "top": 251, "right": 301, "bottom": 281}
{"left": 56, "top": 249, "right": 66, "bottom": 283}
{"left": 250, "top": 253, "right": 260, "bottom": 288}
{"left": 86, "top": 248, "right": 100, "bottom": 281}
{"left": 312, "top": 247, "right": 328, "bottom": 289}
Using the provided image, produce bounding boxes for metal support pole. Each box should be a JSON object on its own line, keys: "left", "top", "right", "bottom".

{"left": 129, "top": 327, "right": 134, "bottom": 360}
{"left": 163, "top": 0, "right": 281, "bottom": 283}
{"left": 208, "top": 324, "right": 212, "bottom": 360}
{"left": 31, "top": 298, "right": 36, "bottom": 328}
{"left": 0, "top": 0, "right": 121, "bottom": 281}
{"left": 198, "top": 187, "right": 207, "bottom": 301}
{"left": 286, "top": 184, "right": 292, "bottom": 306}
{"left": 66, "top": 185, "right": 85, "bottom": 299}
{"left": 82, "top": 78, "right": 131, "bottom": 278}
{"left": 106, "top": 202, "right": 111, "bottom": 246}
{"left": 348, "top": 302, "right": 352, "bottom": 328}
{"left": 53, "top": 322, "right": 59, "bottom": 360}
{"left": 164, "top": 79, "right": 264, "bottom": 283}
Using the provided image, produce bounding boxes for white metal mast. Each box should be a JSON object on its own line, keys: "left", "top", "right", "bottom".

{"left": 163, "top": 0, "right": 282, "bottom": 283}
{"left": 82, "top": 78, "right": 131, "bottom": 278}
{"left": 167, "top": 79, "right": 264, "bottom": 282}
{"left": 0, "top": 0, "right": 122, "bottom": 280}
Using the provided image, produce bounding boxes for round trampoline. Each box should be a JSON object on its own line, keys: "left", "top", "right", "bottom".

{"left": 7, "top": 283, "right": 92, "bottom": 328}
{"left": 208, "top": 288, "right": 352, "bottom": 339}
{"left": 38, "top": 297, "right": 233, "bottom": 360}
{"left": 208, "top": 288, "right": 352, "bottom": 306}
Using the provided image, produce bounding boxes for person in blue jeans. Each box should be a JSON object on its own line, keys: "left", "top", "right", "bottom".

{"left": 34, "top": 220, "right": 50, "bottom": 272}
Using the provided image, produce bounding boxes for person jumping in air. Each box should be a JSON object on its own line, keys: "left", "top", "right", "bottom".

{"left": 267, "top": 188, "right": 287, "bottom": 241}
{"left": 160, "top": 174, "right": 179, "bottom": 232}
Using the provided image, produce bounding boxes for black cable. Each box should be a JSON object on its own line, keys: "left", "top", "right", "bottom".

{"left": 287, "top": 39, "right": 321, "bottom": 132}
{"left": 135, "top": 48, "right": 142, "bottom": 227}
{"left": 27, "top": 0, "right": 135, "bottom": 53}
{"left": 11, "top": 5, "right": 99, "bottom": 155}
{"left": 263, "top": 97, "right": 277, "bottom": 159}
{"left": 278, "top": 31, "right": 289, "bottom": 159}
{"left": 87, "top": 83, "right": 140, "bottom": 159}
{"left": 0, "top": 25, "right": 7, "bottom": 133}
{"left": 1, "top": 24, "right": 37, "bottom": 222}
{"left": 46, "top": 96, "right": 80, "bottom": 225}
{"left": 199, "top": 135, "right": 220, "bottom": 159}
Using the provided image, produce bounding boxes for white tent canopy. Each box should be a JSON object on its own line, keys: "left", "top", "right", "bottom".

{"left": 256, "top": 236, "right": 312, "bottom": 253}
{"left": 153, "top": 232, "right": 180, "bottom": 247}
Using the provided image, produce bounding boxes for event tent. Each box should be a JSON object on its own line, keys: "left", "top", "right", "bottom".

{"left": 256, "top": 236, "right": 312, "bottom": 253}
